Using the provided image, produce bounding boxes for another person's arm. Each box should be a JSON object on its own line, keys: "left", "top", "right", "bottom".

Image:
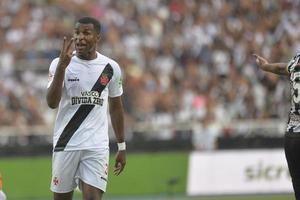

{"left": 109, "top": 96, "right": 126, "bottom": 175}
{"left": 253, "top": 54, "right": 289, "bottom": 76}
{"left": 46, "top": 37, "right": 74, "bottom": 109}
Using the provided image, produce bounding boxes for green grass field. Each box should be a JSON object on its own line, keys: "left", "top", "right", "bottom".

{"left": 0, "top": 152, "right": 295, "bottom": 200}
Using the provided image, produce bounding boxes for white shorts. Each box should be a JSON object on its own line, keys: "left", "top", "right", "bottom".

{"left": 50, "top": 149, "right": 109, "bottom": 193}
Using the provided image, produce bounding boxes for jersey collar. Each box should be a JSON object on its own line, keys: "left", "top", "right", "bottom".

{"left": 73, "top": 51, "right": 100, "bottom": 65}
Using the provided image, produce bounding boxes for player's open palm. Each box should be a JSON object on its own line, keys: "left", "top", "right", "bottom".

{"left": 58, "top": 37, "right": 74, "bottom": 69}
{"left": 253, "top": 54, "right": 269, "bottom": 68}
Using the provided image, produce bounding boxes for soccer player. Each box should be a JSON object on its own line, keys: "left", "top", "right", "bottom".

{"left": 254, "top": 53, "right": 300, "bottom": 199}
{"left": 46, "top": 17, "right": 126, "bottom": 200}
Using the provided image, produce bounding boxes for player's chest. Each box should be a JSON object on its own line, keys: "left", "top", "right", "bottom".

{"left": 64, "top": 65, "right": 106, "bottom": 92}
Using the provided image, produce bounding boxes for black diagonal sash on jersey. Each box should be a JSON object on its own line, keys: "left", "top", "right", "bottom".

{"left": 54, "top": 64, "right": 113, "bottom": 152}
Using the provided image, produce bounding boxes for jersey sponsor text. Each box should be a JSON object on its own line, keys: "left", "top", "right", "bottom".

{"left": 71, "top": 91, "right": 103, "bottom": 106}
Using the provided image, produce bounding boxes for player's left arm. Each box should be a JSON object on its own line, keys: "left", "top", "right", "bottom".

{"left": 109, "top": 96, "right": 126, "bottom": 176}
{"left": 253, "top": 54, "right": 289, "bottom": 76}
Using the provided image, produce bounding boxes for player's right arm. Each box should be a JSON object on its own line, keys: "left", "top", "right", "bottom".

{"left": 46, "top": 37, "right": 74, "bottom": 109}
{"left": 253, "top": 54, "right": 289, "bottom": 76}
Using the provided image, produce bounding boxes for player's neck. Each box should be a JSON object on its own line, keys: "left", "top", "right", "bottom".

{"left": 77, "top": 51, "right": 97, "bottom": 60}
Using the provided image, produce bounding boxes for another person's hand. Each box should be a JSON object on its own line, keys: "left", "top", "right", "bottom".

{"left": 253, "top": 54, "right": 269, "bottom": 68}
{"left": 58, "top": 37, "right": 74, "bottom": 69}
{"left": 114, "top": 150, "right": 126, "bottom": 176}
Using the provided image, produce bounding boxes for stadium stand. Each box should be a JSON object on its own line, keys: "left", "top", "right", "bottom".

{"left": 0, "top": 0, "right": 298, "bottom": 152}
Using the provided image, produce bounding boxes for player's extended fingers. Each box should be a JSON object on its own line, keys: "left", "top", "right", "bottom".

{"left": 113, "top": 169, "right": 120, "bottom": 176}
{"left": 66, "top": 38, "right": 74, "bottom": 54}
{"left": 114, "top": 162, "right": 126, "bottom": 175}
{"left": 252, "top": 54, "right": 264, "bottom": 65}
{"left": 114, "top": 162, "right": 124, "bottom": 176}
{"left": 113, "top": 163, "right": 121, "bottom": 175}
{"left": 60, "top": 37, "right": 67, "bottom": 53}
{"left": 118, "top": 163, "right": 125, "bottom": 175}
{"left": 114, "top": 168, "right": 122, "bottom": 176}
{"left": 253, "top": 54, "right": 263, "bottom": 61}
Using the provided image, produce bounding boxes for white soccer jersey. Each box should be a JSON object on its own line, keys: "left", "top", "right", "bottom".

{"left": 287, "top": 53, "right": 300, "bottom": 133}
{"left": 47, "top": 52, "right": 123, "bottom": 151}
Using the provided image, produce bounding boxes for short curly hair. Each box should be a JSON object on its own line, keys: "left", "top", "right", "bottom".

{"left": 76, "top": 17, "right": 101, "bottom": 34}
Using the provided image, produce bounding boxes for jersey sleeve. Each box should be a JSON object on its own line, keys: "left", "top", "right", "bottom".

{"left": 47, "top": 58, "right": 60, "bottom": 88}
{"left": 287, "top": 53, "right": 300, "bottom": 73}
{"left": 108, "top": 61, "right": 123, "bottom": 97}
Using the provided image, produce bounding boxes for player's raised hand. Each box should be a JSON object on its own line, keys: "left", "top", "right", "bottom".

{"left": 58, "top": 37, "right": 74, "bottom": 69}
{"left": 253, "top": 54, "right": 289, "bottom": 75}
{"left": 114, "top": 151, "right": 126, "bottom": 176}
{"left": 253, "top": 54, "right": 269, "bottom": 68}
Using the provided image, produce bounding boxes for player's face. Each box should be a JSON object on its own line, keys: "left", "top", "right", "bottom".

{"left": 73, "top": 23, "right": 100, "bottom": 59}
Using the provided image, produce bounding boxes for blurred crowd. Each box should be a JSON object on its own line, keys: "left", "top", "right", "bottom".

{"left": 0, "top": 0, "right": 299, "bottom": 143}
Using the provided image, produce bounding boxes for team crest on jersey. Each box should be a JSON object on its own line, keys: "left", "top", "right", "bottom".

{"left": 100, "top": 74, "right": 109, "bottom": 85}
